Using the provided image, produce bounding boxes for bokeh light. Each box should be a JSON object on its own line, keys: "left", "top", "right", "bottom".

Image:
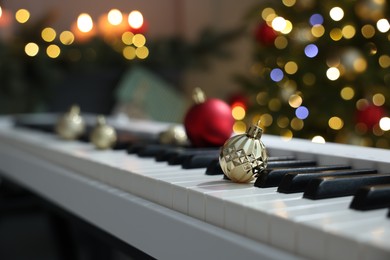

{"left": 46, "top": 44, "right": 60, "bottom": 58}
{"left": 108, "top": 9, "right": 123, "bottom": 25}
{"left": 25, "top": 42, "right": 39, "bottom": 57}
{"left": 312, "top": 136, "right": 326, "bottom": 143}
{"left": 270, "top": 68, "right": 284, "bottom": 82}
{"left": 329, "top": 7, "right": 344, "bottom": 21}
{"left": 232, "top": 106, "right": 246, "bottom": 120}
{"left": 377, "top": 18, "right": 390, "bottom": 33}
{"left": 304, "top": 44, "right": 318, "bottom": 58}
{"left": 128, "top": 10, "right": 143, "bottom": 29}
{"left": 326, "top": 67, "right": 340, "bottom": 80}
{"left": 15, "top": 9, "right": 30, "bottom": 23}
{"left": 77, "top": 13, "right": 93, "bottom": 32}
{"left": 310, "top": 14, "right": 324, "bottom": 26}
{"left": 41, "top": 27, "right": 56, "bottom": 42}
{"left": 295, "top": 106, "right": 309, "bottom": 119}
{"left": 60, "top": 31, "right": 75, "bottom": 45}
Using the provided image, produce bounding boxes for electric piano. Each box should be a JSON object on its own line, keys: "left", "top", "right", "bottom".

{"left": 0, "top": 114, "right": 390, "bottom": 260}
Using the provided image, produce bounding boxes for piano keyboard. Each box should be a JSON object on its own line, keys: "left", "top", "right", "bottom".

{"left": 1, "top": 114, "right": 390, "bottom": 260}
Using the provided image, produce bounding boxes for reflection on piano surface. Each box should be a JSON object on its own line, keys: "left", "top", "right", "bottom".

{"left": 1, "top": 114, "right": 390, "bottom": 260}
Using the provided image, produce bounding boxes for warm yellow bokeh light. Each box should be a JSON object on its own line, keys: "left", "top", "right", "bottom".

{"left": 77, "top": 13, "right": 93, "bottom": 33}
{"left": 60, "top": 31, "right": 75, "bottom": 45}
{"left": 312, "top": 135, "right": 326, "bottom": 143}
{"left": 277, "top": 116, "right": 290, "bottom": 128}
{"left": 329, "top": 7, "right": 344, "bottom": 21}
{"left": 233, "top": 121, "right": 247, "bottom": 134}
{"left": 280, "top": 129, "right": 293, "bottom": 141}
{"left": 232, "top": 106, "right": 246, "bottom": 120}
{"left": 15, "top": 9, "right": 30, "bottom": 23}
{"left": 260, "top": 113, "right": 273, "bottom": 127}
{"left": 41, "top": 27, "right": 56, "bottom": 42}
{"left": 108, "top": 9, "right": 123, "bottom": 26}
{"left": 326, "top": 67, "right": 340, "bottom": 80}
{"left": 135, "top": 46, "right": 149, "bottom": 59}
{"left": 379, "top": 55, "right": 390, "bottom": 68}
{"left": 356, "top": 99, "right": 369, "bottom": 110}
{"left": 122, "top": 32, "right": 134, "bottom": 45}
{"left": 281, "top": 20, "right": 293, "bottom": 34}
{"left": 340, "top": 86, "right": 355, "bottom": 100}
{"left": 132, "top": 34, "right": 146, "bottom": 47}
{"left": 330, "top": 28, "right": 343, "bottom": 41}
{"left": 282, "top": 0, "right": 296, "bottom": 7}
{"left": 311, "top": 25, "right": 325, "bottom": 38}
{"left": 274, "top": 36, "right": 288, "bottom": 49}
{"left": 46, "top": 44, "right": 60, "bottom": 58}
{"left": 291, "top": 118, "right": 304, "bottom": 130}
{"left": 373, "top": 93, "right": 385, "bottom": 106}
{"left": 25, "top": 42, "right": 39, "bottom": 57}
{"left": 284, "top": 61, "right": 298, "bottom": 74}
{"left": 128, "top": 10, "right": 143, "bottom": 29}
{"left": 123, "top": 46, "right": 136, "bottom": 60}
{"left": 261, "top": 8, "right": 275, "bottom": 21}
{"left": 288, "top": 94, "right": 303, "bottom": 108}
{"left": 361, "top": 24, "right": 375, "bottom": 38}
{"left": 342, "top": 25, "right": 356, "bottom": 39}
{"left": 328, "top": 116, "right": 344, "bottom": 130}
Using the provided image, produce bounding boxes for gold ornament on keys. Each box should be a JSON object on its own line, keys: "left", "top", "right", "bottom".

{"left": 90, "top": 115, "right": 117, "bottom": 150}
{"left": 159, "top": 125, "right": 188, "bottom": 146}
{"left": 219, "top": 121, "right": 268, "bottom": 183}
{"left": 55, "top": 105, "right": 86, "bottom": 140}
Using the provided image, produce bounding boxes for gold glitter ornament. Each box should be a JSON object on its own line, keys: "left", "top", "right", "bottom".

{"left": 90, "top": 115, "right": 117, "bottom": 149}
{"left": 219, "top": 122, "right": 268, "bottom": 183}
{"left": 55, "top": 105, "right": 86, "bottom": 140}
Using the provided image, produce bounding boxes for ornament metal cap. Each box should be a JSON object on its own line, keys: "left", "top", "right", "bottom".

{"left": 246, "top": 120, "right": 263, "bottom": 139}
{"left": 192, "top": 87, "right": 206, "bottom": 104}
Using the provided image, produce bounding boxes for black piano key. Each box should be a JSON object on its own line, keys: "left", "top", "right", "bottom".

{"left": 350, "top": 184, "right": 390, "bottom": 211}
{"left": 205, "top": 158, "right": 316, "bottom": 176}
{"left": 205, "top": 159, "right": 222, "bottom": 175}
{"left": 136, "top": 144, "right": 173, "bottom": 157}
{"left": 155, "top": 147, "right": 187, "bottom": 162}
{"left": 182, "top": 154, "right": 219, "bottom": 169}
{"left": 255, "top": 165, "right": 351, "bottom": 188}
{"left": 303, "top": 173, "right": 390, "bottom": 200}
{"left": 278, "top": 169, "right": 377, "bottom": 193}
{"left": 168, "top": 149, "right": 219, "bottom": 165}
{"left": 267, "top": 160, "right": 317, "bottom": 169}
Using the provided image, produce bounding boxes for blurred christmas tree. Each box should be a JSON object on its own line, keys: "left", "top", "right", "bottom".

{"left": 236, "top": 0, "right": 390, "bottom": 148}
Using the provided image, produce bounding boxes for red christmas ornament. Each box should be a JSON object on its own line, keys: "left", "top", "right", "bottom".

{"left": 184, "top": 88, "right": 234, "bottom": 147}
{"left": 254, "top": 22, "right": 278, "bottom": 46}
{"left": 355, "top": 103, "right": 386, "bottom": 129}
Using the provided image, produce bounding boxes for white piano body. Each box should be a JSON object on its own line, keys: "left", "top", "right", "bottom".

{"left": 0, "top": 115, "right": 389, "bottom": 260}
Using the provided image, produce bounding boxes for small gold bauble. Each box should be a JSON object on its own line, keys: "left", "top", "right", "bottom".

{"left": 90, "top": 115, "right": 117, "bottom": 149}
{"left": 219, "top": 123, "right": 268, "bottom": 183}
{"left": 55, "top": 105, "right": 86, "bottom": 140}
{"left": 159, "top": 125, "right": 188, "bottom": 146}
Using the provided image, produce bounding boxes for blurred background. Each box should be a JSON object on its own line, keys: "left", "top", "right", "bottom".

{"left": 0, "top": 0, "right": 390, "bottom": 148}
